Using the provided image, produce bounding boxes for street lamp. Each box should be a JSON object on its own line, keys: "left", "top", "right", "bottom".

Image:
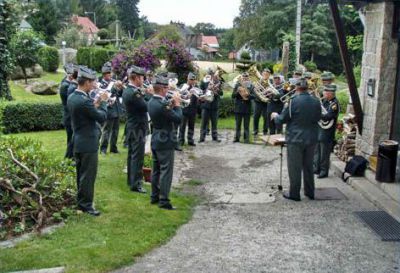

{"left": 61, "top": 40, "right": 66, "bottom": 66}
{"left": 84, "top": 11, "right": 96, "bottom": 26}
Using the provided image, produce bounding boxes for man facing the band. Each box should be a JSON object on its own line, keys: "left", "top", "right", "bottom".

{"left": 272, "top": 78, "right": 321, "bottom": 201}
{"left": 253, "top": 68, "right": 270, "bottom": 136}
{"left": 267, "top": 73, "right": 285, "bottom": 135}
{"left": 148, "top": 76, "right": 182, "bottom": 210}
{"left": 199, "top": 71, "right": 223, "bottom": 143}
{"left": 60, "top": 63, "right": 77, "bottom": 159}
{"left": 179, "top": 72, "right": 198, "bottom": 146}
{"left": 313, "top": 84, "right": 339, "bottom": 178}
{"left": 67, "top": 66, "right": 108, "bottom": 216}
{"left": 99, "top": 62, "right": 124, "bottom": 154}
{"left": 123, "top": 65, "right": 148, "bottom": 194}
{"left": 232, "top": 72, "right": 254, "bottom": 143}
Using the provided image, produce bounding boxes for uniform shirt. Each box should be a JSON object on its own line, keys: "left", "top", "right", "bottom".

{"left": 274, "top": 92, "right": 321, "bottom": 145}
{"left": 122, "top": 83, "right": 149, "bottom": 136}
{"left": 148, "top": 95, "right": 182, "bottom": 150}
{"left": 67, "top": 89, "right": 108, "bottom": 153}
{"left": 232, "top": 82, "right": 254, "bottom": 114}
{"left": 318, "top": 97, "right": 339, "bottom": 143}
{"left": 200, "top": 79, "right": 223, "bottom": 110}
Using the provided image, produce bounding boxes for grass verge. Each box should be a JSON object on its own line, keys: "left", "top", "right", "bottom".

{"left": 0, "top": 129, "right": 196, "bottom": 273}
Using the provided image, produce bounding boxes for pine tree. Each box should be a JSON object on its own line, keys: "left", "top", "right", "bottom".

{"left": 28, "top": 0, "right": 60, "bottom": 45}
{"left": 115, "top": 0, "right": 140, "bottom": 37}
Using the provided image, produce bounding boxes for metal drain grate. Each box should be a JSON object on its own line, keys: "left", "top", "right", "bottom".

{"left": 314, "top": 187, "right": 347, "bottom": 200}
{"left": 354, "top": 211, "right": 400, "bottom": 241}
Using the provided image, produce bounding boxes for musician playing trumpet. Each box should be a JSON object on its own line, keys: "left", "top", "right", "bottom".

{"left": 267, "top": 73, "right": 285, "bottom": 135}
{"left": 313, "top": 84, "right": 339, "bottom": 179}
{"left": 232, "top": 72, "right": 254, "bottom": 143}
{"left": 179, "top": 72, "right": 199, "bottom": 146}
{"left": 253, "top": 68, "right": 271, "bottom": 136}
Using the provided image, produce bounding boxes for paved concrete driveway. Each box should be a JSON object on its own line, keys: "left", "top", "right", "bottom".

{"left": 114, "top": 131, "right": 400, "bottom": 273}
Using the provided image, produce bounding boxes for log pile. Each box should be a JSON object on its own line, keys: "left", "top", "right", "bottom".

{"left": 334, "top": 114, "right": 357, "bottom": 162}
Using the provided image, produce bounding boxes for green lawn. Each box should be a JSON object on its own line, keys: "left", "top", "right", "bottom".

{"left": 0, "top": 130, "right": 196, "bottom": 273}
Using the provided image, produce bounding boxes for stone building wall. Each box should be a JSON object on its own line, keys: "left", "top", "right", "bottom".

{"left": 356, "top": 1, "right": 398, "bottom": 159}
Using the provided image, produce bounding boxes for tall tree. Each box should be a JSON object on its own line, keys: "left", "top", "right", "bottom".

{"left": 192, "top": 23, "right": 217, "bottom": 36}
{"left": 28, "top": 0, "right": 60, "bottom": 45}
{"left": 115, "top": 0, "right": 140, "bottom": 37}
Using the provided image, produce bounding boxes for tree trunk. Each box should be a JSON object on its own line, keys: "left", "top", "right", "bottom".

{"left": 22, "top": 67, "right": 28, "bottom": 84}
{"left": 311, "top": 51, "right": 314, "bottom": 62}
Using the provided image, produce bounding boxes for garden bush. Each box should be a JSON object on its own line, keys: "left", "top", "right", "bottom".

{"left": 336, "top": 89, "right": 349, "bottom": 114}
{"left": 304, "top": 60, "right": 318, "bottom": 72}
{"left": 218, "top": 96, "right": 234, "bottom": 118}
{"left": 76, "top": 47, "right": 92, "bottom": 68}
{"left": 259, "top": 61, "right": 274, "bottom": 73}
{"left": 38, "top": 46, "right": 59, "bottom": 73}
{"left": 92, "top": 48, "right": 110, "bottom": 71}
{"left": 1, "top": 102, "right": 63, "bottom": 134}
{"left": 0, "top": 137, "right": 76, "bottom": 240}
{"left": 77, "top": 47, "right": 118, "bottom": 72}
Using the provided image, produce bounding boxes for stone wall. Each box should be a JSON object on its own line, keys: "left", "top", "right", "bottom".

{"left": 356, "top": 2, "right": 398, "bottom": 158}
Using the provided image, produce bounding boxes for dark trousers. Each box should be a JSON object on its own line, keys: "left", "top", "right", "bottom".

{"left": 179, "top": 114, "right": 196, "bottom": 144}
{"left": 75, "top": 152, "right": 98, "bottom": 210}
{"left": 151, "top": 148, "right": 175, "bottom": 205}
{"left": 127, "top": 133, "right": 145, "bottom": 190}
{"left": 100, "top": 118, "right": 120, "bottom": 153}
{"left": 200, "top": 109, "right": 218, "bottom": 140}
{"left": 65, "top": 124, "right": 74, "bottom": 159}
{"left": 253, "top": 102, "right": 268, "bottom": 134}
{"left": 313, "top": 141, "right": 333, "bottom": 175}
{"left": 287, "top": 143, "right": 316, "bottom": 199}
{"left": 267, "top": 111, "right": 283, "bottom": 134}
{"left": 235, "top": 113, "right": 251, "bottom": 142}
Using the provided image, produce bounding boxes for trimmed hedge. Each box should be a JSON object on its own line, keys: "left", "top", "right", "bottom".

{"left": 1, "top": 102, "right": 63, "bottom": 134}
{"left": 38, "top": 46, "right": 59, "bottom": 72}
{"left": 76, "top": 47, "right": 118, "bottom": 72}
{"left": 218, "top": 96, "right": 234, "bottom": 118}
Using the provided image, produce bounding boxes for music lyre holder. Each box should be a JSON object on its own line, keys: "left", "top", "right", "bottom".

{"left": 261, "top": 134, "right": 286, "bottom": 192}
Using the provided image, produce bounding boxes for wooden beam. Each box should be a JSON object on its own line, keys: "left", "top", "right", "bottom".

{"left": 328, "top": 0, "right": 364, "bottom": 134}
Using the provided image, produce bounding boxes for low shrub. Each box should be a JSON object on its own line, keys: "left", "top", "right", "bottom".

{"left": 38, "top": 46, "right": 59, "bottom": 73}
{"left": 77, "top": 47, "right": 118, "bottom": 72}
{"left": 0, "top": 137, "right": 76, "bottom": 240}
{"left": 218, "top": 96, "right": 234, "bottom": 118}
{"left": 1, "top": 102, "right": 63, "bottom": 134}
{"left": 259, "top": 61, "right": 274, "bottom": 73}
{"left": 304, "top": 60, "right": 318, "bottom": 72}
{"left": 336, "top": 89, "right": 349, "bottom": 114}
{"left": 76, "top": 47, "right": 92, "bottom": 68}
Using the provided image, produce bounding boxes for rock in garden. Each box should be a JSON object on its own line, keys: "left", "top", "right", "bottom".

{"left": 30, "top": 81, "right": 59, "bottom": 95}
{"left": 10, "top": 64, "right": 44, "bottom": 80}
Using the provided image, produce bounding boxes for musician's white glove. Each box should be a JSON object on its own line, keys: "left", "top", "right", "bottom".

{"left": 270, "top": 112, "right": 279, "bottom": 120}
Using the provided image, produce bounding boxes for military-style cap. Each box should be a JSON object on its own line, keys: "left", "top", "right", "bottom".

{"left": 146, "top": 70, "right": 154, "bottom": 76}
{"left": 167, "top": 72, "right": 178, "bottom": 79}
{"left": 153, "top": 75, "right": 169, "bottom": 86}
{"left": 295, "top": 77, "right": 308, "bottom": 88}
{"left": 63, "top": 63, "right": 74, "bottom": 74}
{"left": 303, "top": 71, "right": 312, "bottom": 79}
{"left": 127, "top": 65, "right": 146, "bottom": 76}
{"left": 78, "top": 66, "right": 97, "bottom": 80}
{"left": 273, "top": 73, "right": 281, "bottom": 79}
{"left": 242, "top": 72, "right": 249, "bottom": 77}
{"left": 321, "top": 71, "right": 335, "bottom": 81}
{"left": 263, "top": 68, "right": 271, "bottom": 73}
{"left": 323, "top": 84, "right": 337, "bottom": 92}
{"left": 294, "top": 69, "right": 303, "bottom": 76}
{"left": 101, "top": 62, "right": 112, "bottom": 74}
{"left": 187, "top": 72, "right": 196, "bottom": 80}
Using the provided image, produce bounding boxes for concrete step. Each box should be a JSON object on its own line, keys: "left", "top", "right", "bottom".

{"left": 330, "top": 156, "right": 400, "bottom": 222}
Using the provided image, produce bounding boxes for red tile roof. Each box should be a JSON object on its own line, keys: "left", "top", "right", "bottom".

{"left": 202, "top": 36, "right": 219, "bottom": 46}
{"left": 72, "top": 15, "right": 99, "bottom": 34}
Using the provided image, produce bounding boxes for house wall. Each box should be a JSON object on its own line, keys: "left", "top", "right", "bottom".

{"left": 356, "top": 1, "right": 398, "bottom": 158}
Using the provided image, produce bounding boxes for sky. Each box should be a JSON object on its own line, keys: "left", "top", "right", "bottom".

{"left": 138, "top": 0, "right": 241, "bottom": 29}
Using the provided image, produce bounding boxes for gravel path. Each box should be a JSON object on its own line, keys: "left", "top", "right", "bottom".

{"left": 114, "top": 130, "right": 400, "bottom": 273}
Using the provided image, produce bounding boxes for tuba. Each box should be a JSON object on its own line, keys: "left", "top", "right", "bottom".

{"left": 248, "top": 64, "right": 279, "bottom": 103}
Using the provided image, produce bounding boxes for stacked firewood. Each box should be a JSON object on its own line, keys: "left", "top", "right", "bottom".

{"left": 334, "top": 114, "right": 357, "bottom": 162}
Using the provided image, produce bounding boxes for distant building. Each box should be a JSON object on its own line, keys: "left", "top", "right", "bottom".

{"left": 71, "top": 15, "right": 99, "bottom": 45}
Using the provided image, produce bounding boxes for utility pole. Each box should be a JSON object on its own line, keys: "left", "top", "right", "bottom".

{"left": 84, "top": 11, "right": 96, "bottom": 26}
{"left": 115, "top": 19, "right": 120, "bottom": 48}
{"left": 295, "top": 0, "right": 302, "bottom": 66}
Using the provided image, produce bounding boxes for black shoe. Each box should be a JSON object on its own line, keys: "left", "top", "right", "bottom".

{"left": 305, "top": 194, "right": 315, "bottom": 200}
{"left": 110, "top": 150, "right": 119, "bottom": 154}
{"left": 188, "top": 142, "right": 196, "bottom": 146}
{"left": 314, "top": 170, "right": 320, "bottom": 175}
{"left": 213, "top": 139, "right": 221, "bottom": 143}
{"left": 100, "top": 150, "right": 107, "bottom": 155}
{"left": 233, "top": 139, "right": 240, "bottom": 143}
{"left": 175, "top": 146, "right": 183, "bottom": 151}
{"left": 131, "top": 187, "right": 147, "bottom": 194}
{"left": 78, "top": 206, "right": 101, "bottom": 216}
{"left": 159, "top": 203, "right": 176, "bottom": 210}
{"left": 282, "top": 191, "right": 301, "bottom": 201}
{"left": 317, "top": 173, "right": 328, "bottom": 179}
{"left": 150, "top": 198, "right": 159, "bottom": 204}
{"left": 198, "top": 139, "right": 205, "bottom": 143}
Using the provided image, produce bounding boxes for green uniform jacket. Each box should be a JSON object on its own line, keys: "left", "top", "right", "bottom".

{"left": 148, "top": 96, "right": 183, "bottom": 150}
{"left": 67, "top": 90, "right": 108, "bottom": 153}
{"left": 123, "top": 84, "right": 149, "bottom": 137}
{"left": 200, "top": 80, "right": 223, "bottom": 110}
{"left": 275, "top": 92, "right": 321, "bottom": 145}
{"left": 232, "top": 82, "right": 255, "bottom": 114}
{"left": 318, "top": 97, "right": 339, "bottom": 142}
{"left": 59, "top": 77, "right": 71, "bottom": 126}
